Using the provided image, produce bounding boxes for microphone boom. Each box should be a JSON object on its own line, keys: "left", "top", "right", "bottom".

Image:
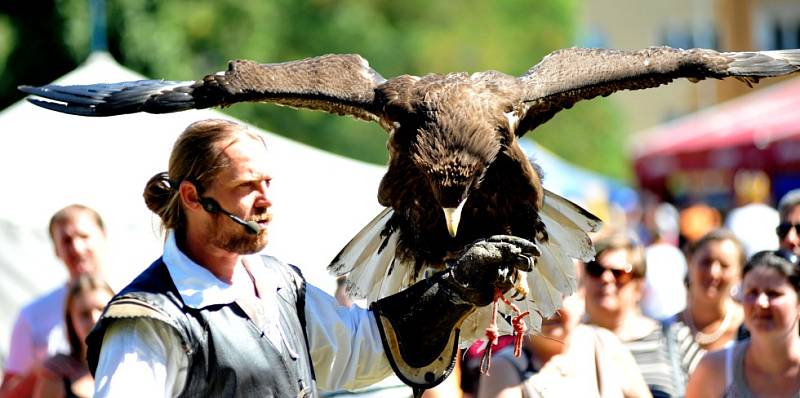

{"left": 199, "top": 197, "right": 260, "bottom": 235}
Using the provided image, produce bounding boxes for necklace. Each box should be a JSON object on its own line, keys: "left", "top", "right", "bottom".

{"left": 684, "top": 300, "right": 733, "bottom": 346}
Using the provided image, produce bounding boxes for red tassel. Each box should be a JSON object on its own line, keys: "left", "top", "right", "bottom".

{"left": 480, "top": 288, "right": 531, "bottom": 373}
{"left": 479, "top": 289, "right": 503, "bottom": 374}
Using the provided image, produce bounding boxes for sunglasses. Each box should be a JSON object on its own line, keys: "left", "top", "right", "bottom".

{"left": 777, "top": 222, "right": 800, "bottom": 238}
{"left": 584, "top": 261, "right": 635, "bottom": 285}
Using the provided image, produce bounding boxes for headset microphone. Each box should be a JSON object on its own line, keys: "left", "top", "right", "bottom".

{"left": 198, "top": 196, "right": 261, "bottom": 235}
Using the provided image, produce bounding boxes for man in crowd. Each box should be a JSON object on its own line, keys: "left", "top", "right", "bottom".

{"left": 777, "top": 188, "right": 800, "bottom": 259}
{"left": 0, "top": 204, "right": 108, "bottom": 397}
{"left": 87, "top": 119, "right": 535, "bottom": 397}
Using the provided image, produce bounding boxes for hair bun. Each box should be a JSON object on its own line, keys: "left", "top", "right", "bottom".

{"left": 143, "top": 172, "right": 174, "bottom": 216}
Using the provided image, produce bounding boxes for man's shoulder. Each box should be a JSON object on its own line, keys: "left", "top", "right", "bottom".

{"left": 118, "top": 257, "right": 176, "bottom": 296}
{"left": 18, "top": 285, "right": 66, "bottom": 321}
{"left": 254, "top": 254, "right": 305, "bottom": 281}
{"left": 252, "top": 254, "right": 306, "bottom": 302}
{"left": 102, "top": 257, "right": 185, "bottom": 324}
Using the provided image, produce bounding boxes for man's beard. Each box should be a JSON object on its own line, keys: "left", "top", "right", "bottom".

{"left": 208, "top": 213, "right": 269, "bottom": 254}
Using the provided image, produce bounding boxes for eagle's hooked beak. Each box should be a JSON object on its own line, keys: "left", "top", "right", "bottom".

{"left": 443, "top": 200, "right": 466, "bottom": 238}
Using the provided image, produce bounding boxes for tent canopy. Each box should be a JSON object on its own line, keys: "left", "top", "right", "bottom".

{"left": 631, "top": 77, "right": 800, "bottom": 199}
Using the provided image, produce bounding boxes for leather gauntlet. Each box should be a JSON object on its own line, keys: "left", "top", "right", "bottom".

{"left": 371, "top": 235, "right": 538, "bottom": 389}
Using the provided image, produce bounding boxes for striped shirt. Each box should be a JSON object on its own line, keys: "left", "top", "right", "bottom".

{"left": 623, "top": 321, "right": 679, "bottom": 398}
{"left": 665, "top": 316, "right": 706, "bottom": 378}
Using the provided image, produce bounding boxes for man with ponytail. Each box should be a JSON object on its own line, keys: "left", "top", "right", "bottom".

{"left": 86, "top": 119, "right": 536, "bottom": 397}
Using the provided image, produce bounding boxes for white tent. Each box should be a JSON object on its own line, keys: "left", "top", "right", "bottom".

{"left": 0, "top": 52, "right": 386, "bottom": 365}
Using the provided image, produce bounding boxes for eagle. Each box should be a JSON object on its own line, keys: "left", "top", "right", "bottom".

{"left": 19, "top": 46, "right": 800, "bottom": 342}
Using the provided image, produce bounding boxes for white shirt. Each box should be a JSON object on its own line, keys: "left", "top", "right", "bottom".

{"left": 6, "top": 285, "right": 70, "bottom": 374}
{"left": 725, "top": 203, "right": 779, "bottom": 258}
{"left": 93, "top": 231, "right": 392, "bottom": 397}
{"left": 641, "top": 242, "right": 687, "bottom": 320}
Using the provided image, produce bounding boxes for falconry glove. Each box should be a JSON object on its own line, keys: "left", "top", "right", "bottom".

{"left": 370, "top": 235, "right": 539, "bottom": 390}
{"left": 447, "top": 235, "right": 539, "bottom": 306}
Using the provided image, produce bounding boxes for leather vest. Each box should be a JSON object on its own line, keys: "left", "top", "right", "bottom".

{"left": 86, "top": 256, "right": 316, "bottom": 397}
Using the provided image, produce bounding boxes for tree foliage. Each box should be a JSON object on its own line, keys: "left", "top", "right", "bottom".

{"left": 0, "top": 0, "right": 631, "bottom": 181}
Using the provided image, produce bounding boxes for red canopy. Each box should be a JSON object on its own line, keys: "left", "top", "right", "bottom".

{"left": 632, "top": 77, "right": 800, "bottom": 199}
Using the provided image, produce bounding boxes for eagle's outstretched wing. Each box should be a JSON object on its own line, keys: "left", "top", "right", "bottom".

{"left": 516, "top": 46, "right": 800, "bottom": 134}
{"left": 19, "top": 54, "right": 386, "bottom": 122}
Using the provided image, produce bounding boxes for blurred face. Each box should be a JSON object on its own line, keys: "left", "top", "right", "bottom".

{"left": 778, "top": 204, "right": 800, "bottom": 257}
{"left": 540, "top": 291, "right": 585, "bottom": 341}
{"left": 52, "top": 212, "right": 107, "bottom": 280}
{"left": 583, "top": 248, "right": 642, "bottom": 317}
{"left": 687, "top": 239, "right": 741, "bottom": 304}
{"left": 742, "top": 266, "right": 800, "bottom": 336}
{"left": 204, "top": 133, "right": 273, "bottom": 254}
{"left": 70, "top": 288, "right": 113, "bottom": 343}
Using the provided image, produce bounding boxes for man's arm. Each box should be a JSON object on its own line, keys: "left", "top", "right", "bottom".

{"left": 0, "top": 312, "right": 37, "bottom": 398}
{"left": 93, "top": 319, "right": 187, "bottom": 398}
{"left": 305, "top": 284, "right": 394, "bottom": 391}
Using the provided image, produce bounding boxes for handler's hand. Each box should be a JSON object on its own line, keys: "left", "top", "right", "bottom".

{"left": 448, "top": 235, "right": 540, "bottom": 306}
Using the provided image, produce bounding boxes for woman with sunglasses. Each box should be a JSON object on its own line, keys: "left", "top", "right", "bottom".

{"left": 686, "top": 250, "right": 800, "bottom": 397}
{"left": 662, "top": 229, "right": 745, "bottom": 392}
{"left": 477, "top": 264, "right": 651, "bottom": 398}
{"left": 582, "top": 233, "right": 676, "bottom": 397}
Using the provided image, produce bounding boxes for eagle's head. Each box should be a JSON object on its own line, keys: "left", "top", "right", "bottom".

{"left": 410, "top": 117, "right": 502, "bottom": 238}
{"left": 385, "top": 72, "right": 521, "bottom": 238}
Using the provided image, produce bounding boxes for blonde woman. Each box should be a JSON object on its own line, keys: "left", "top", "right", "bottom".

{"left": 663, "top": 229, "right": 745, "bottom": 386}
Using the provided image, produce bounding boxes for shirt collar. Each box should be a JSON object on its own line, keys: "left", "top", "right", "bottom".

{"left": 162, "top": 230, "right": 257, "bottom": 309}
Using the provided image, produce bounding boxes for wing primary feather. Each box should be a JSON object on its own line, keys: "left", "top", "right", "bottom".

{"left": 25, "top": 99, "right": 99, "bottom": 117}
{"left": 20, "top": 80, "right": 197, "bottom": 116}
{"left": 726, "top": 49, "right": 800, "bottom": 76}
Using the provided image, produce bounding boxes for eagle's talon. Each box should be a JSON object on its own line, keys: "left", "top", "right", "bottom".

{"left": 523, "top": 255, "right": 534, "bottom": 272}
{"left": 512, "top": 274, "right": 529, "bottom": 300}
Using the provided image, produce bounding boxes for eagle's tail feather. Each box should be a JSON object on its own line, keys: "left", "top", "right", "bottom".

{"left": 541, "top": 189, "right": 601, "bottom": 260}
{"left": 328, "top": 207, "right": 398, "bottom": 300}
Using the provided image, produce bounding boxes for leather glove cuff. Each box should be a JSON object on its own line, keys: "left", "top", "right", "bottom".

{"left": 370, "top": 270, "right": 475, "bottom": 389}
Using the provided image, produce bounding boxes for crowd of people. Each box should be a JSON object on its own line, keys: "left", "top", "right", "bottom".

{"left": 460, "top": 187, "right": 800, "bottom": 398}
{"left": 2, "top": 117, "right": 800, "bottom": 398}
